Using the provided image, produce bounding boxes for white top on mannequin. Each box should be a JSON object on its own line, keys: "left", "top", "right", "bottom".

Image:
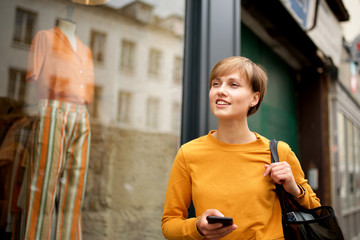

{"left": 57, "top": 19, "right": 77, "bottom": 51}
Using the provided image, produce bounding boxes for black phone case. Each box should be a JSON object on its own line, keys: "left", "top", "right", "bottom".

{"left": 206, "top": 216, "right": 233, "bottom": 226}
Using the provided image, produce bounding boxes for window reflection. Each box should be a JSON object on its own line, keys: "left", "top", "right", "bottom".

{"left": 90, "top": 30, "right": 106, "bottom": 64}
{"left": 7, "top": 68, "right": 28, "bottom": 104}
{"left": 120, "top": 39, "right": 136, "bottom": 73}
{"left": 0, "top": 0, "right": 184, "bottom": 239}
{"left": 355, "top": 127, "right": 360, "bottom": 206}
{"left": 338, "top": 112, "right": 346, "bottom": 209}
{"left": 173, "top": 56, "right": 183, "bottom": 84}
{"left": 338, "top": 111, "right": 360, "bottom": 211}
{"left": 117, "top": 91, "right": 132, "bottom": 123}
{"left": 88, "top": 85, "right": 103, "bottom": 119}
{"left": 148, "top": 48, "right": 162, "bottom": 77}
{"left": 13, "top": 8, "right": 37, "bottom": 46}
{"left": 146, "top": 97, "right": 160, "bottom": 129}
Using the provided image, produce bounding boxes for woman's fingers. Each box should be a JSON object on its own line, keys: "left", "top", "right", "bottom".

{"left": 264, "top": 162, "right": 300, "bottom": 196}
{"left": 197, "top": 209, "right": 237, "bottom": 239}
{"left": 204, "top": 225, "right": 238, "bottom": 240}
{"left": 264, "top": 162, "right": 291, "bottom": 179}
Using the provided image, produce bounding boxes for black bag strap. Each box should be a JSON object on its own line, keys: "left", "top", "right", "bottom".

{"left": 269, "top": 140, "right": 288, "bottom": 220}
{"left": 270, "top": 140, "right": 306, "bottom": 219}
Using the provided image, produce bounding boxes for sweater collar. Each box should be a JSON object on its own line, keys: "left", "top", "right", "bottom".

{"left": 207, "top": 130, "right": 268, "bottom": 151}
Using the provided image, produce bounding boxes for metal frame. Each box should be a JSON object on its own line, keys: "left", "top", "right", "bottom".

{"left": 181, "top": 0, "right": 241, "bottom": 145}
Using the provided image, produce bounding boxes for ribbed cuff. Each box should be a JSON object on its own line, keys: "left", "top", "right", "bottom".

{"left": 294, "top": 183, "right": 306, "bottom": 199}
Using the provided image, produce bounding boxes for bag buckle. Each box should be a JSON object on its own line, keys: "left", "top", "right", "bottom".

{"left": 286, "top": 212, "right": 297, "bottom": 221}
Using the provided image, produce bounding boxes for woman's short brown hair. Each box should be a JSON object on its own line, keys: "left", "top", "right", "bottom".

{"left": 209, "top": 56, "right": 268, "bottom": 116}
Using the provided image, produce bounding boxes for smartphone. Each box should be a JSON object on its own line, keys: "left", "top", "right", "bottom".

{"left": 206, "top": 216, "right": 233, "bottom": 226}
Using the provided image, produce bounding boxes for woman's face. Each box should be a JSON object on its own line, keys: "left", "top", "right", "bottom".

{"left": 209, "top": 71, "right": 259, "bottom": 121}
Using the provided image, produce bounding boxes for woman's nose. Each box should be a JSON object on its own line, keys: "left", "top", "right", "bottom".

{"left": 217, "top": 84, "right": 227, "bottom": 95}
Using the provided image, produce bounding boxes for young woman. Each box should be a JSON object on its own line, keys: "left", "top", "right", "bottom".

{"left": 161, "top": 56, "right": 321, "bottom": 240}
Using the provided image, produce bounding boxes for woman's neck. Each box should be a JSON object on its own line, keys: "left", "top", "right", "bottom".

{"left": 214, "top": 119, "right": 256, "bottom": 144}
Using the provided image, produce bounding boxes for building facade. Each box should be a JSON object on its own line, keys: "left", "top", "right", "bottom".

{"left": 184, "top": 0, "right": 359, "bottom": 239}
{"left": 331, "top": 0, "right": 360, "bottom": 235}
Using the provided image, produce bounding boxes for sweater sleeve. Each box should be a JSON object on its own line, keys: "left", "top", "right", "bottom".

{"left": 277, "top": 141, "right": 321, "bottom": 209}
{"left": 161, "top": 148, "right": 204, "bottom": 240}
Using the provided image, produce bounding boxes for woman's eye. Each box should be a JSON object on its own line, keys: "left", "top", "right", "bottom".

{"left": 231, "top": 83, "right": 239, "bottom": 87}
{"left": 212, "top": 82, "right": 220, "bottom": 86}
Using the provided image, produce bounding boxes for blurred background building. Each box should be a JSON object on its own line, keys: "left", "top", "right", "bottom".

{"left": 0, "top": 0, "right": 359, "bottom": 239}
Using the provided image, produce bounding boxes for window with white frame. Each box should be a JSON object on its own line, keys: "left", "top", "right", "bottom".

{"left": 13, "top": 7, "right": 37, "bottom": 46}
{"left": 171, "top": 101, "right": 180, "bottom": 132}
{"left": 146, "top": 97, "right": 159, "bottom": 128}
{"left": 90, "top": 30, "right": 106, "bottom": 64}
{"left": 148, "top": 48, "right": 162, "bottom": 77}
{"left": 120, "top": 39, "right": 136, "bottom": 73}
{"left": 173, "top": 56, "right": 182, "bottom": 84}
{"left": 118, "top": 91, "right": 132, "bottom": 123}
{"left": 87, "top": 85, "right": 103, "bottom": 119}
{"left": 8, "top": 68, "right": 27, "bottom": 103}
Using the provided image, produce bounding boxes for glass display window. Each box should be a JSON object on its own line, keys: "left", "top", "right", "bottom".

{"left": 0, "top": 0, "right": 185, "bottom": 239}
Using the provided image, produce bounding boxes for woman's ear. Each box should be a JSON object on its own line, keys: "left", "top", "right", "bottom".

{"left": 251, "top": 91, "right": 260, "bottom": 106}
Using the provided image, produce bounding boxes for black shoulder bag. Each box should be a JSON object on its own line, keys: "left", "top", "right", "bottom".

{"left": 269, "top": 139, "right": 346, "bottom": 240}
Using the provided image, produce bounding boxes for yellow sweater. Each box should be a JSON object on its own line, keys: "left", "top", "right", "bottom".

{"left": 161, "top": 131, "right": 321, "bottom": 240}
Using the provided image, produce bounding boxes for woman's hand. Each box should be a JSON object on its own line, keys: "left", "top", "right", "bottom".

{"left": 196, "top": 209, "right": 237, "bottom": 240}
{"left": 264, "top": 162, "right": 301, "bottom": 197}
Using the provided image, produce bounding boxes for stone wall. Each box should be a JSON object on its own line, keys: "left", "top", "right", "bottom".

{"left": 82, "top": 122, "right": 179, "bottom": 239}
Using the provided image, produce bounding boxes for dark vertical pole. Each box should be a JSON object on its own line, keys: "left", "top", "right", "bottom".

{"left": 182, "top": 0, "right": 241, "bottom": 217}
{"left": 181, "top": 0, "right": 203, "bottom": 146}
{"left": 182, "top": 0, "right": 241, "bottom": 145}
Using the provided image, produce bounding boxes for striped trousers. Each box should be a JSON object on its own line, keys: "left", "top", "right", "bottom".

{"left": 24, "top": 100, "right": 91, "bottom": 240}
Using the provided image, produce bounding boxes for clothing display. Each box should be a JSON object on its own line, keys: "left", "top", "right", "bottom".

{"left": 24, "top": 100, "right": 90, "bottom": 240}
{"left": 26, "top": 26, "right": 94, "bottom": 104}
{"left": 161, "top": 131, "right": 321, "bottom": 240}
{"left": 22, "top": 23, "right": 94, "bottom": 240}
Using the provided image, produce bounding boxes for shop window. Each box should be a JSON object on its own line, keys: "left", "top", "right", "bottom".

{"left": 338, "top": 112, "right": 360, "bottom": 210}
{"left": 90, "top": 30, "right": 106, "bottom": 64}
{"left": 338, "top": 112, "right": 347, "bottom": 209}
{"left": 0, "top": 1, "right": 185, "bottom": 239}
{"left": 8, "top": 68, "right": 27, "bottom": 103}
{"left": 88, "top": 85, "right": 102, "bottom": 119}
{"left": 12, "top": 7, "right": 37, "bottom": 46}
{"left": 117, "top": 91, "right": 132, "bottom": 123}
{"left": 148, "top": 48, "right": 162, "bottom": 77}
{"left": 173, "top": 56, "right": 182, "bottom": 84}
{"left": 120, "top": 39, "right": 136, "bottom": 73}
{"left": 146, "top": 97, "right": 159, "bottom": 128}
{"left": 355, "top": 126, "right": 360, "bottom": 205}
{"left": 347, "top": 120, "right": 355, "bottom": 207}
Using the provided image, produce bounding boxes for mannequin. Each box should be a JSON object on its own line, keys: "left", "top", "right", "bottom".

{"left": 22, "top": 14, "right": 94, "bottom": 240}
{"left": 57, "top": 18, "right": 77, "bottom": 51}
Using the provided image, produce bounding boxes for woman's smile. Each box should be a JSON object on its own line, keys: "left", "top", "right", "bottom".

{"left": 216, "top": 99, "right": 231, "bottom": 106}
